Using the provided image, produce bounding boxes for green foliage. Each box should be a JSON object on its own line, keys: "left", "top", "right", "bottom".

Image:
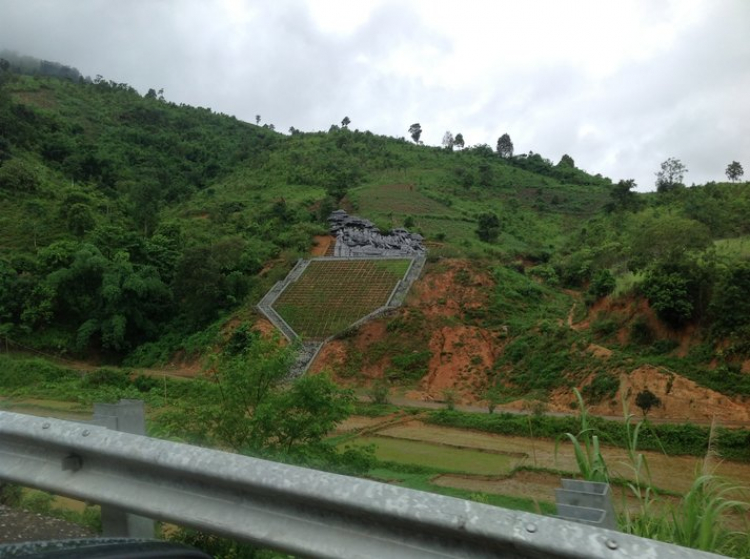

{"left": 627, "top": 212, "right": 711, "bottom": 270}
{"left": 0, "top": 158, "right": 39, "bottom": 192}
{"left": 629, "top": 317, "right": 654, "bottom": 346}
{"left": 582, "top": 371, "right": 620, "bottom": 403}
{"left": 709, "top": 262, "right": 750, "bottom": 337}
{"left": 635, "top": 389, "right": 662, "bottom": 416}
{"left": 496, "top": 133, "right": 513, "bottom": 158}
{"left": 0, "top": 483, "right": 22, "bottom": 506}
{"left": 587, "top": 268, "right": 616, "bottom": 301}
{"left": 425, "top": 408, "right": 750, "bottom": 462}
{"left": 388, "top": 350, "right": 431, "bottom": 381}
{"left": 641, "top": 263, "right": 699, "bottom": 327}
{"left": 655, "top": 157, "right": 688, "bottom": 193}
{"left": 725, "top": 161, "right": 744, "bottom": 182}
{"left": 168, "top": 528, "right": 277, "bottom": 559}
{"left": 408, "top": 123, "right": 422, "bottom": 143}
{"left": 606, "top": 178, "right": 641, "bottom": 212}
{"left": 366, "top": 381, "right": 390, "bottom": 404}
{"left": 161, "top": 337, "right": 353, "bottom": 455}
{"left": 558, "top": 389, "right": 609, "bottom": 482}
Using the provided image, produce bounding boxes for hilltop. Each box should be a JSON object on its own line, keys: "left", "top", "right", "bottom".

{"left": 1, "top": 60, "right": 750, "bottom": 421}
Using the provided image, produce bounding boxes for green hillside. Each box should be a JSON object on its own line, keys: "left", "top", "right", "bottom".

{"left": 1, "top": 59, "right": 749, "bottom": 397}
{"left": 0, "top": 62, "right": 611, "bottom": 362}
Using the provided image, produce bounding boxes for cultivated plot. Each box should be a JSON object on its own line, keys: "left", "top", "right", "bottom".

{"left": 273, "top": 259, "right": 411, "bottom": 340}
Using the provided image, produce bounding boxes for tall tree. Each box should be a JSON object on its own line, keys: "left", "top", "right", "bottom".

{"left": 454, "top": 133, "right": 465, "bottom": 149}
{"left": 558, "top": 154, "right": 575, "bottom": 167}
{"left": 726, "top": 161, "right": 744, "bottom": 182}
{"left": 341, "top": 116, "right": 351, "bottom": 128}
{"left": 655, "top": 157, "right": 688, "bottom": 193}
{"left": 255, "top": 114, "right": 261, "bottom": 125}
{"left": 442, "top": 131, "right": 454, "bottom": 151}
{"left": 408, "top": 123, "right": 422, "bottom": 144}
{"left": 496, "top": 133, "right": 513, "bottom": 158}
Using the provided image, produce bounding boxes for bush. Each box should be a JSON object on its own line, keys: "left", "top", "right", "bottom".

{"left": 582, "top": 372, "right": 620, "bottom": 403}
{"left": 650, "top": 339, "right": 679, "bottom": 355}
{"left": 629, "top": 317, "right": 654, "bottom": 346}
{"left": 591, "top": 316, "right": 618, "bottom": 338}
{"left": 0, "top": 158, "right": 39, "bottom": 192}
{"left": 387, "top": 350, "right": 431, "bottom": 381}
{"left": 366, "top": 381, "right": 389, "bottom": 404}
{"left": 587, "top": 269, "right": 616, "bottom": 301}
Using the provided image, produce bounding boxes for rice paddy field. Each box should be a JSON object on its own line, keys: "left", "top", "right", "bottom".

{"left": 273, "top": 258, "right": 412, "bottom": 339}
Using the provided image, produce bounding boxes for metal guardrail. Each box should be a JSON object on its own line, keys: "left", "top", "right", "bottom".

{"left": 0, "top": 411, "right": 723, "bottom": 558}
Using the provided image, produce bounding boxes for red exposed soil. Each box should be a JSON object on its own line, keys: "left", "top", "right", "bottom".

{"left": 312, "top": 260, "right": 503, "bottom": 403}
{"left": 411, "top": 326, "right": 501, "bottom": 404}
{"left": 311, "top": 235, "right": 334, "bottom": 257}
{"left": 310, "top": 257, "right": 750, "bottom": 423}
{"left": 554, "top": 365, "right": 750, "bottom": 422}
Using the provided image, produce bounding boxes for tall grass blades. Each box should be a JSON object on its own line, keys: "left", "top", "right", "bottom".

{"left": 556, "top": 388, "right": 609, "bottom": 482}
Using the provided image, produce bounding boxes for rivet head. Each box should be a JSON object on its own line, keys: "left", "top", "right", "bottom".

{"left": 525, "top": 523, "right": 537, "bottom": 533}
{"left": 605, "top": 539, "right": 618, "bottom": 550}
{"left": 42, "top": 422, "right": 50, "bottom": 429}
{"left": 82, "top": 430, "right": 90, "bottom": 437}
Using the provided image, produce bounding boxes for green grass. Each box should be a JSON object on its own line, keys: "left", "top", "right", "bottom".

{"left": 352, "top": 183, "right": 452, "bottom": 216}
{"left": 274, "top": 258, "right": 411, "bottom": 339}
{"left": 367, "top": 468, "right": 556, "bottom": 514}
{"left": 343, "top": 436, "right": 518, "bottom": 475}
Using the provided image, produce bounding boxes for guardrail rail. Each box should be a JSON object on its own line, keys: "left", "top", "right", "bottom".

{"left": 0, "top": 411, "right": 723, "bottom": 558}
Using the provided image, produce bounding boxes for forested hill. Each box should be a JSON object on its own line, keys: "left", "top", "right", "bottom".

{"left": 4, "top": 56, "right": 749, "bottom": 383}
{"left": 0, "top": 60, "right": 616, "bottom": 363}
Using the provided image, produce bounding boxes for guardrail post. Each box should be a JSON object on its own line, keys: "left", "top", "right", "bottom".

{"left": 92, "top": 399, "right": 154, "bottom": 539}
{"left": 555, "top": 479, "right": 618, "bottom": 532}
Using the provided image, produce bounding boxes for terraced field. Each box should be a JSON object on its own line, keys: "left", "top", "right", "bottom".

{"left": 273, "top": 259, "right": 411, "bottom": 339}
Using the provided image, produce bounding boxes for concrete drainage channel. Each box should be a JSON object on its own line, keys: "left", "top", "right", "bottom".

{"left": 256, "top": 254, "right": 426, "bottom": 379}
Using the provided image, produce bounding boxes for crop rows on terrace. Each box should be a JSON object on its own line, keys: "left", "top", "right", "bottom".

{"left": 273, "top": 259, "right": 411, "bottom": 340}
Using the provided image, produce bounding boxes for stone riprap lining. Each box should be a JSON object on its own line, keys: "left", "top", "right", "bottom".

{"left": 257, "top": 210, "right": 426, "bottom": 378}
{"left": 328, "top": 209, "right": 425, "bottom": 257}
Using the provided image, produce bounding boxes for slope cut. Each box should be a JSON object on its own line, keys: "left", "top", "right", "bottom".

{"left": 273, "top": 258, "right": 411, "bottom": 340}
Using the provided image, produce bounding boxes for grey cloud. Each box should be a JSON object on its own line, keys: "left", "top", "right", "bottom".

{"left": 0, "top": 0, "right": 747, "bottom": 190}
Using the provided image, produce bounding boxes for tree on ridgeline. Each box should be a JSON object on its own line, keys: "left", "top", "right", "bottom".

{"left": 726, "top": 161, "right": 744, "bottom": 182}
{"left": 454, "top": 133, "right": 465, "bottom": 149}
{"left": 341, "top": 116, "right": 351, "bottom": 128}
{"left": 655, "top": 157, "right": 688, "bottom": 193}
{"left": 408, "top": 123, "right": 422, "bottom": 144}
{"left": 496, "top": 133, "right": 513, "bottom": 158}
{"left": 558, "top": 154, "right": 575, "bottom": 167}
{"left": 442, "top": 131, "right": 454, "bottom": 151}
{"left": 606, "top": 179, "right": 640, "bottom": 212}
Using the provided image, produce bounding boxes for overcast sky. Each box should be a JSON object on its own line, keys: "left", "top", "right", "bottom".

{"left": 1, "top": 0, "right": 748, "bottom": 190}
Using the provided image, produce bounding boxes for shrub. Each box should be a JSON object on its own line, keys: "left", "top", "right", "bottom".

{"left": 366, "top": 381, "right": 389, "bottom": 404}
{"left": 635, "top": 389, "right": 662, "bottom": 416}
{"left": 587, "top": 269, "right": 616, "bottom": 301}
{"left": 629, "top": 317, "right": 654, "bottom": 346}
{"left": 591, "top": 316, "right": 618, "bottom": 338}
{"left": 582, "top": 371, "right": 620, "bottom": 403}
